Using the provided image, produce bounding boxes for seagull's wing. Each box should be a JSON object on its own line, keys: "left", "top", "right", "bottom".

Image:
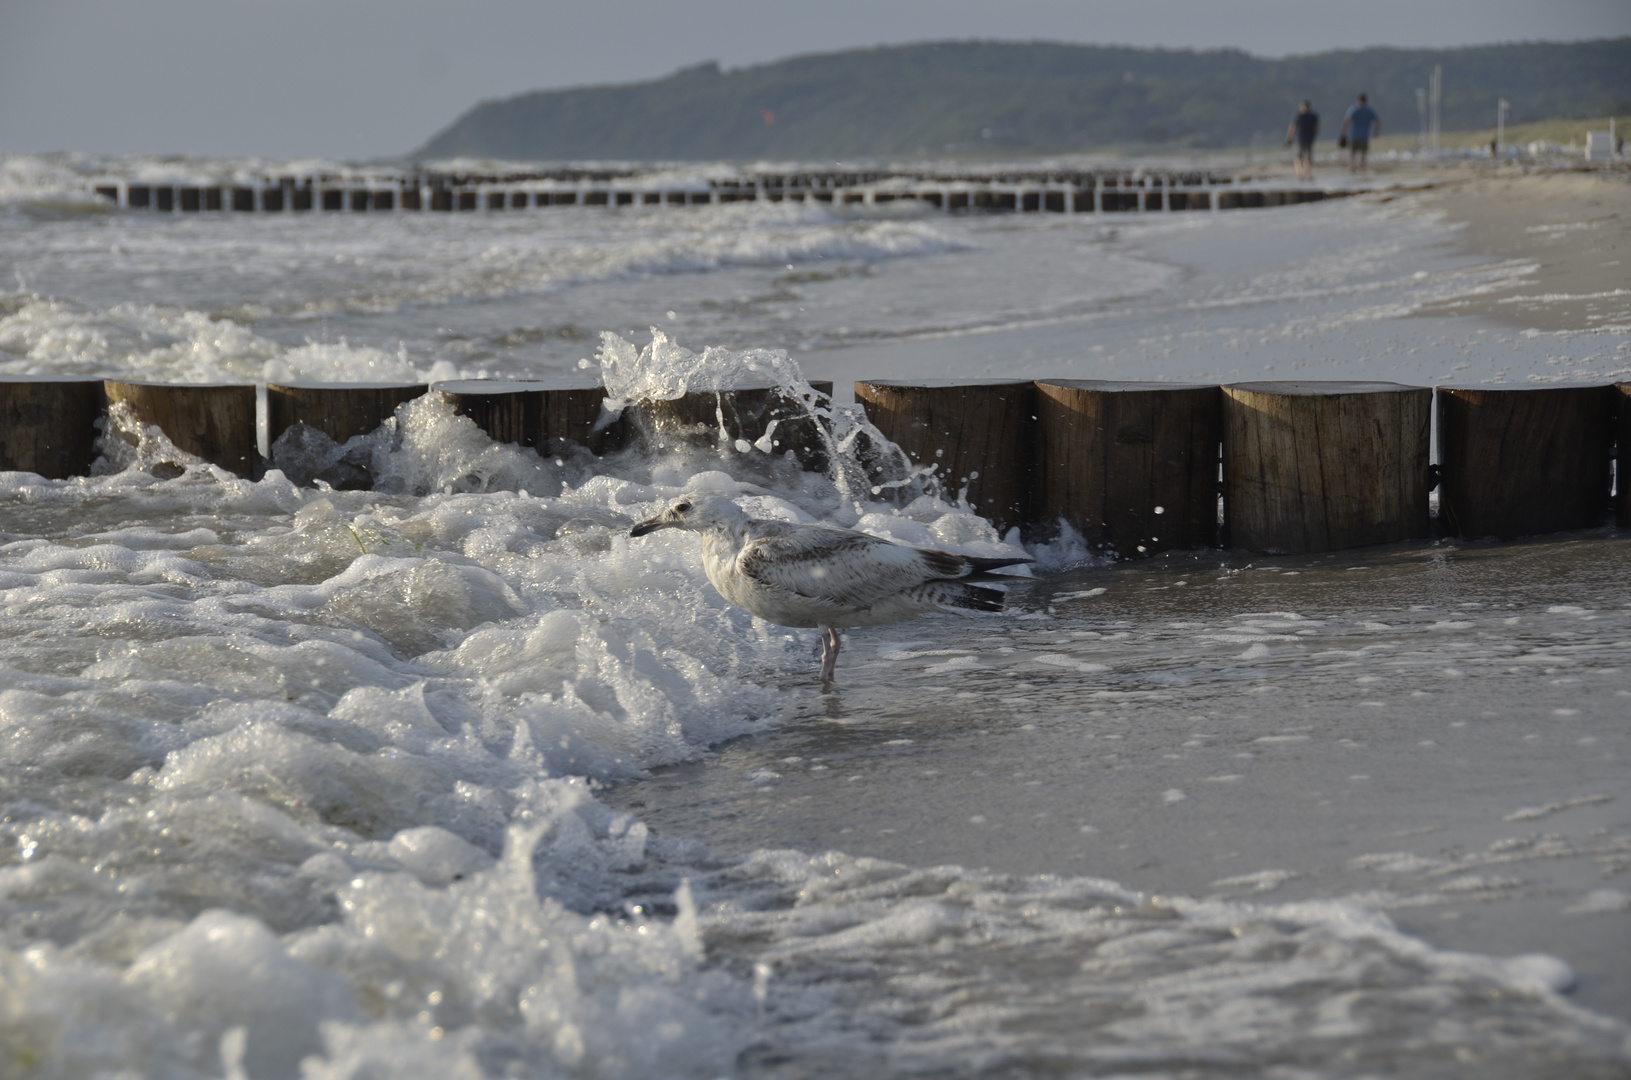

{"left": 736, "top": 522, "right": 973, "bottom": 609}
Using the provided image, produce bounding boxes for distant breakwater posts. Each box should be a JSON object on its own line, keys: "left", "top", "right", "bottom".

{"left": 89, "top": 167, "right": 1358, "bottom": 217}
{"left": 3, "top": 377, "right": 1627, "bottom": 556}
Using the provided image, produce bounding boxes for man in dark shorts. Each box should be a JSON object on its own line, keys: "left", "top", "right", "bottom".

{"left": 1340, "top": 93, "right": 1380, "bottom": 173}
{"left": 1286, "top": 101, "right": 1319, "bottom": 180}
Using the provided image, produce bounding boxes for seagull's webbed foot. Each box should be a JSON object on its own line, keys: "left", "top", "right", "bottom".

{"left": 819, "top": 626, "right": 841, "bottom": 687}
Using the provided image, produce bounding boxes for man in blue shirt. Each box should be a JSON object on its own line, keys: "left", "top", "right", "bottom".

{"left": 1286, "top": 100, "right": 1320, "bottom": 180}
{"left": 1340, "top": 93, "right": 1381, "bottom": 173}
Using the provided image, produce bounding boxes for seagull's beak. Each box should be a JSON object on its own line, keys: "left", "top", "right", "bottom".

{"left": 629, "top": 514, "right": 672, "bottom": 538}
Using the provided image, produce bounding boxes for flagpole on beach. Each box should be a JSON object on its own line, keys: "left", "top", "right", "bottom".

{"left": 1430, "top": 66, "right": 1442, "bottom": 154}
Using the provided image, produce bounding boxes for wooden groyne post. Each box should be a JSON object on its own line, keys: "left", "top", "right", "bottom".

{"left": 266, "top": 382, "right": 430, "bottom": 487}
{"left": 0, "top": 378, "right": 105, "bottom": 479}
{"left": 267, "top": 382, "right": 429, "bottom": 447}
{"left": 1035, "top": 380, "right": 1222, "bottom": 556}
{"left": 1619, "top": 382, "right": 1631, "bottom": 530}
{"left": 854, "top": 379, "right": 1036, "bottom": 535}
{"left": 1222, "top": 381, "right": 1431, "bottom": 554}
{"left": 1437, "top": 385, "right": 1617, "bottom": 539}
{"left": 103, "top": 381, "right": 258, "bottom": 478}
{"left": 436, "top": 378, "right": 622, "bottom": 455}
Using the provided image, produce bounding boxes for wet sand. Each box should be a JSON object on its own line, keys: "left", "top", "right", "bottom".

{"left": 804, "top": 162, "right": 1630, "bottom": 401}
{"left": 1410, "top": 168, "right": 1631, "bottom": 332}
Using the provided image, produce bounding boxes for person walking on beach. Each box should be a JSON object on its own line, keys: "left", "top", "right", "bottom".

{"left": 1286, "top": 100, "right": 1320, "bottom": 181}
{"left": 1339, "top": 93, "right": 1380, "bottom": 172}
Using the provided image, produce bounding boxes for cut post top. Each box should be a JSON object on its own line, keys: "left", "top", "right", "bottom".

{"left": 858, "top": 378, "right": 1034, "bottom": 389}
{"left": 268, "top": 381, "right": 427, "bottom": 391}
{"left": 1438, "top": 383, "right": 1615, "bottom": 396}
{"left": 433, "top": 378, "right": 604, "bottom": 394}
{"left": 1226, "top": 380, "right": 1425, "bottom": 395}
{"left": 105, "top": 379, "right": 256, "bottom": 390}
{"left": 1038, "top": 379, "right": 1218, "bottom": 393}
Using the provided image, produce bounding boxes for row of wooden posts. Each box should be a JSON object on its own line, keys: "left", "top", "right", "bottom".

{"left": 857, "top": 379, "right": 1628, "bottom": 553}
{"left": 93, "top": 181, "right": 1337, "bottom": 215}
{"left": 1, "top": 377, "right": 1626, "bottom": 554}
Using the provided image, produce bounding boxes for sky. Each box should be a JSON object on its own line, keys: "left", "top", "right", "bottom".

{"left": 2, "top": 0, "right": 1627, "bottom": 160}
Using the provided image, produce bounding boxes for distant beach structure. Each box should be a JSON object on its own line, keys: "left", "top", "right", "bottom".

{"left": 1584, "top": 120, "right": 1618, "bottom": 161}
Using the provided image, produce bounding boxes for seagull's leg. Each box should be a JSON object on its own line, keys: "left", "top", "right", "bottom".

{"left": 819, "top": 626, "right": 841, "bottom": 685}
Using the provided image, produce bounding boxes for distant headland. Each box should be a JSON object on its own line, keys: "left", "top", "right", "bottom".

{"left": 412, "top": 38, "right": 1631, "bottom": 161}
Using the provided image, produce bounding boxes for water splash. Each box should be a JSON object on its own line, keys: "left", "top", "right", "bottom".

{"left": 596, "top": 329, "right": 940, "bottom": 522}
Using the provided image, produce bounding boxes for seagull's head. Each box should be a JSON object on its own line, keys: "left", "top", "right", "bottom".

{"left": 630, "top": 494, "right": 746, "bottom": 537}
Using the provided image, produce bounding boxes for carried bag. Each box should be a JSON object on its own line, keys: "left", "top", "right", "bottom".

{"left": 1338, "top": 134, "right": 1348, "bottom": 149}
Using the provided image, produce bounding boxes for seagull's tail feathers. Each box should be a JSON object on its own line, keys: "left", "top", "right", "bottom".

{"left": 959, "top": 555, "right": 1034, "bottom": 584}
{"left": 919, "top": 550, "right": 1034, "bottom": 584}
{"left": 965, "top": 554, "right": 1033, "bottom": 573}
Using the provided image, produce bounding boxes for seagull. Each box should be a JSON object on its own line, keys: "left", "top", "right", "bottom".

{"left": 630, "top": 495, "right": 1031, "bottom": 684}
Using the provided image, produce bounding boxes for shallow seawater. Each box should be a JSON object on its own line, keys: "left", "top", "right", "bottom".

{"left": 6, "top": 412, "right": 1629, "bottom": 1078}
{"left": 2, "top": 153, "right": 1630, "bottom": 1078}
{"left": 611, "top": 534, "right": 1631, "bottom": 1029}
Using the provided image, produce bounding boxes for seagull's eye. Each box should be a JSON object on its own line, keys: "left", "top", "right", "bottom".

{"left": 674, "top": 501, "right": 693, "bottom": 513}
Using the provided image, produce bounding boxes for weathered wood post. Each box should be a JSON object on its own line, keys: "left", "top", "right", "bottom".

{"left": 265, "top": 382, "right": 428, "bottom": 487}
{"left": 1437, "top": 385, "right": 1616, "bottom": 539}
{"left": 267, "top": 383, "right": 428, "bottom": 446}
{"left": 854, "top": 379, "right": 1035, "bottom": 534}
{"left": 539, "top": 380, "right": 621, "bottom": 454}
{"left": 436, "top": 380, "right": 545, "bottom": 447}
{"left": 0, "top": 377, "right": 105, "bottom": 478}
{"left": 103, "top": 380, "right": 258, "bottom": 477}
{"left": 1619, "top": 382, "right": 1630, "bottom": 528}
{"left": 435, "top": 379, "right": 621, "bottom": 454}
{"left": 1036, "top": 380, "right": 1222, "bottom": 556}
{"left": 1222, "top": 381, "right": 1430, "bottom": 553}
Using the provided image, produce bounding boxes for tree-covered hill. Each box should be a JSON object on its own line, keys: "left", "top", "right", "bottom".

{"left": 413, "top": 38, "right": 1631, "bottom": 162}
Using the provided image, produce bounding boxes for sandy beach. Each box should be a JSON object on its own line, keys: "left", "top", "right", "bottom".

{"left": 1409, "top": 166, "right": 1631, "bottom": 331}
